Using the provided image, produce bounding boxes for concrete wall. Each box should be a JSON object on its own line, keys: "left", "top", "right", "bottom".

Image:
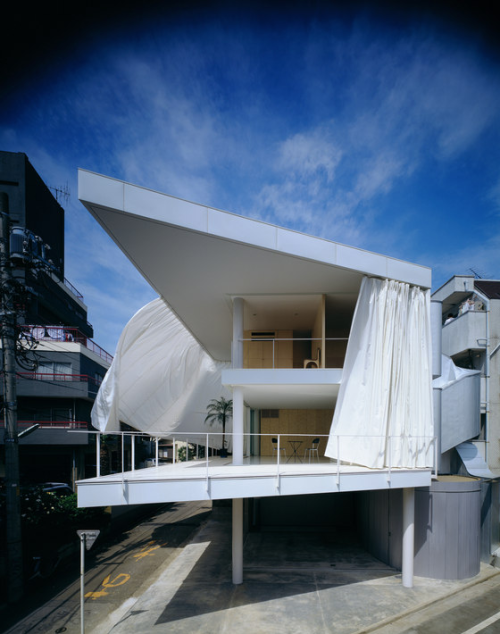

{"left": 357, "top": 490, "right": 403, "bottom": 570}
{"left": 439, "top": 373, "right": 481, "bottom": 453}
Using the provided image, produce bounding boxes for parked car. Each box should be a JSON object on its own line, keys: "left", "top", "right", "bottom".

{"left": 41, "top": 482, "right": 73, "bottom": 496}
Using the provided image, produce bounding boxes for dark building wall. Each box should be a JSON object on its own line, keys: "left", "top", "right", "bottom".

{"left": 0, "top": 152, "right": 107, "bottom": 486}
{"left": 255, "top": 492, "right": 356, "bottom": 531}
{"left": 0, "top": 151, "right": 64, "bottom": 275}
{"left": 0, "top": 151, "right": 93, "bottom": 335}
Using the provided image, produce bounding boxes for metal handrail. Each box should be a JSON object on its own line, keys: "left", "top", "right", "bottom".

{"left": 20, "top": 325, "right": 113, "bottom": 364}
{"left": 63, "top": 277, "right": 84, "bottom": 300}
{"left": 77, "top": 430, "right": 437, "bottom": 482}
{"left": 238, "top": 336, "right": 348, "bottom": 369}
{"left": 17, "top": 372, "right": 103, "bottom": 386}
{"left": 0, "top": 420, "right": 88, "bottom": 429}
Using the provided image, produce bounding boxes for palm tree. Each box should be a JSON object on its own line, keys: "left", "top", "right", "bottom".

{"left": 205, "top": 397, "right": 233, "bottom": 456}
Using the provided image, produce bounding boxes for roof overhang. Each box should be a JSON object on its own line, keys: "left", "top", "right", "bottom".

{"left": 78, "top": 170, "right": 432, "bottom": 360}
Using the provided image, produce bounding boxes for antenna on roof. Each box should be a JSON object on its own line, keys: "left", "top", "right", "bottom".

{"left": 50, "top": 183, "right": 70, "bottom": 204}
{"left": 469, "top": 268, "right": 483, "bottom": 279}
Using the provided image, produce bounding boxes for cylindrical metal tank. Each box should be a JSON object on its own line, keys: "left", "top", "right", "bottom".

{"left": 414, "top": 476, "right": 481, "bottom": 580}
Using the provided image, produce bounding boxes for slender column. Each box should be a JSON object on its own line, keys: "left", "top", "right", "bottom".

{"left": 430, "top": 300, "right": 442, "bottom": 380}
{"left": 402, "top": 488, "right": 415, "bottom": 588}
{"left": 232, "top": 297, "right": 244, "bottom": 369}
{"left": 232, "top": 387, "right": 244, "bottom": 466}
{"left": 232, "top": 498, "right": 243, "bottom": 584}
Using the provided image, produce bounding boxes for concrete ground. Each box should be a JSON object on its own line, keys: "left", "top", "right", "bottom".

{"left": 90, "top": 506, "right": 500, "bottom": 634}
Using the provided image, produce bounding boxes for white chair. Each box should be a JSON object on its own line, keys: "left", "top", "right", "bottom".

{"left": 303, "top": 348, "right": 321, "bottom": 369}
{"left": 304, "top": 438, "right": 320, "bottom": 462}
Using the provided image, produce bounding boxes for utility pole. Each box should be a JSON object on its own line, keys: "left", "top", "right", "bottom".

{"left": 0, "top": 192, "right": 23, "bottom": 603}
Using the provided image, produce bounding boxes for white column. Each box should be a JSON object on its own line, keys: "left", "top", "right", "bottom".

{"left": 402, "top": 488, "right": 415, "bottom": 588}
{"left": 232, "top": 498, "right": 243, "bottom": 585}
{"left": 233, "top": 387, "right": 244, "bottom": 466}
{"left": 232, "top": 297, "right": 244, "bottom": 369}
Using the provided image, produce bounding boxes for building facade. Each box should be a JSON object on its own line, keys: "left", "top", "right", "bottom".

{"left": 75, "top": 169, "right": 489, "bottom": 586}
{"left": 0, "top": 152, "right": 112, "bottom": 487}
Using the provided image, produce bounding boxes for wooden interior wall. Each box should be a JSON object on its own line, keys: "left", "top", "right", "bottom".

{"left": 260, "top": 409, "right": 334, "bottom": 457}
{"left": 243, "top": 330, "right": 293, "bottom": 368}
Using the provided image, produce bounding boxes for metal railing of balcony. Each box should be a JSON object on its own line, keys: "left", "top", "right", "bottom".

{"left": 20, "top": 325, "right": 113, "bottom": 364}
{"left": 0, "top": 420, "right": 88, "bottom": 430}
{"left": 74, "top": 431, "right": 437, "bottom": 488}
{"left": 237, "top": 336, "right": 349, "bottom": 369}
{"left": 63, "top": 277, "right": 84, "bottom": 300}
{"left": 17, "top": 372, "right": 103, "bottom": 388}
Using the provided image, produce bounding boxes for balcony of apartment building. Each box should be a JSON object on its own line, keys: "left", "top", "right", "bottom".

{"left": 14, "top": 367, "right": 105, "bottom": 399}
{"left": 442, "top": 304, "right": 487, "bottom": 358}
{"left": 19, "top": 324, "right": 113, "bottom": 366}
{"left": 0, "top": 419, "right": 89, "bottom": 446}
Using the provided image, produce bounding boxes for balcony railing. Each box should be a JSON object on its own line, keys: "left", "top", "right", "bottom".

{"left": 239, "top": 336, "right": 348, "bottom": 369}
{"left": 441, "top": 310, "right": 487, "bottom": 357}
{"left": 63, "top": 277, "right": 84, "bottom": 300}
{"left": 17, "top": 372, "right": 103, "bottom": 388}
{"left": 20, "top": 325, "right": 113, "bottom": 364}
{"left": 0, "top": 420, "right": 88, "bottom": 430}
{"left": 76, "top": 431, "right": 437, "bottom": 482}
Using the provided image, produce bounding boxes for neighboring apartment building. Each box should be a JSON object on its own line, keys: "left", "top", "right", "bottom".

{"left": 432, "top": 276, "right": 500, "bottom": 559}
{"left": 432, "top": 276, "right": 500, "bottom": 472}
{"left": 0, "top": 152, "right": 112, "bottom": 487}
{"left": 75, "top": 169, "right": 489, "bottom": 587}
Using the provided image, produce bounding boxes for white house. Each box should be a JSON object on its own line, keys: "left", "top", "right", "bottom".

{"left": 76, "top": 170, "right": 484, "bottom": 587}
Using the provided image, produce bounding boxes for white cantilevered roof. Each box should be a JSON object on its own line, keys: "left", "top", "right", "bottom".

{"left": 78, "top": 170, "right": 431, "bottom": 361}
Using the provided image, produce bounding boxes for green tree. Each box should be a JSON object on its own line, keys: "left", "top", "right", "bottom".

{"left": 204, "top": 397, "right": 233, "bottom": 456}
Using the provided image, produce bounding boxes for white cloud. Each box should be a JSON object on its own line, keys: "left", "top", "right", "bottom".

{"left": 2, "top": 11, "right": 500, "bottom": 352}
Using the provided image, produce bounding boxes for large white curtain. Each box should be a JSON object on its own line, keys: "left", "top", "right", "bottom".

{"left": 324, "top": 277, "right": 434, "bottom": 469}
{"left": 92, "top": 298, "right": 231, "bottom": 448}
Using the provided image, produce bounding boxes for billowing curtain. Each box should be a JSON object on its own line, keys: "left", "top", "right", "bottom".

{"left": 324, "top": 277, "right": 434, "bottom": 468}
{"left": 91, "top": 298, "right": 231, "bottom": 448}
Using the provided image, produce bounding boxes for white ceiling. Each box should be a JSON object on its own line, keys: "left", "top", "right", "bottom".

{"left": 86, "top": 203, "right": 362, "bottom": 359}
{"left": 79, "top": 170, "right": 430, "bottom": 362}
{"left": 237, "top": 383, "right": 340, "bottom": 409}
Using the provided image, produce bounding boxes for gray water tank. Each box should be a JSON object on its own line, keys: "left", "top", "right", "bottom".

{"left": 414, "top": 476, "right": 481, "bottom": 580}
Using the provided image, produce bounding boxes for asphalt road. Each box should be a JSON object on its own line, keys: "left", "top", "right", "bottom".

{"left": 1, "top": 500, "right": 212, "bottom": 634}
{"left": 366, "top": 571, "right": 500, "bottom": 634}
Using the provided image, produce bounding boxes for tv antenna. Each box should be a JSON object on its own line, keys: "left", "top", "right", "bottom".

{"left": 50, "top": 183, "right": 71, "bottom": 204}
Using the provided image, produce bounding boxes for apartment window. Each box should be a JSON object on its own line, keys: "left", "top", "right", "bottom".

{"left": 35, "top": 362, "right": 72, "bottom": 380}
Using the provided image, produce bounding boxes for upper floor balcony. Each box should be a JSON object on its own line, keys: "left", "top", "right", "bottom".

{"left": 232, "top": 293, "right": 354, "bottom": 374}
{"left": 0, "top": 420, "right": 89, "bottom": 445}
{"left": 14, "top": 371, "right": 104, "bottom": 399}
{"left": 241, "top": 334, "right": 348, "bottom": 369}
{"left": 20, "top": 324, "right": 113, "bottom": 365}
{"left": 442, "top": 309, "right": 487, "bottom": 358}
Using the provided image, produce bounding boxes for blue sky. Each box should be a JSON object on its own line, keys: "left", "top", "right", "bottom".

{"left": 1, "top": 2, "right": 499, "bottom": 355}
